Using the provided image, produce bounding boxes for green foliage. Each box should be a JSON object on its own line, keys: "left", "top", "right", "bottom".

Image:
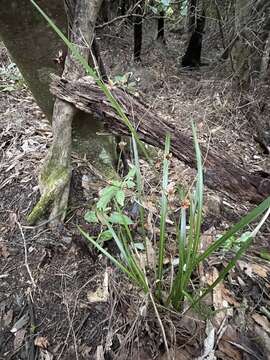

{"left": 149, "top": 0, "right": 173, "bottom": 16}
{"left": 31, "top": 0, "right": 270, "bottom": 313}
{"left": 111, "top": 73, "right": 137, "bottom": 93}
{"left": 80, "top": 126, "right": 270, "bottom": 313}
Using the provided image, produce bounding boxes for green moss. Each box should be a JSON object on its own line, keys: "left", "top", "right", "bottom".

{"left": 28, "top": 164, "right": 71, "bottom": 225}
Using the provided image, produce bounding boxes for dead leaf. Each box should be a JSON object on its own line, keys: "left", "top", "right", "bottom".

{"left": 145, "top": 237, "right": 156, "bottom": 269}
{"left": 254, "top": 325, "right": 270, "bottom": 360}
{"left": 196, "top": 320, "right": 216, "bottom": 360}
{"left": 238, "top": 260, "right": 268, "bottom": 278}
{"left": 34, "top": 336, "right": 49, "bottom": 349}
{"left": 8, "top": 212, "right": 17, "bottom": 230}
{"left": 252, "top": 313, "right": 270, "bottom": 334}
{"left": 96, "top": 345, "right": 105, "bottom": 360}
{"left": 13, "top": 328, "right": 26, "bottom": 349}
{"left": 160, "top": 349, "right": 192, "bottom": 360}
{"left": 0, "top": 242, "right": 10, "bottom": 258}
{"left": 3, "top": 309, "right": 13, "bottom": 326}
{"left": 87, "top": 270, "right": 109, "bottom": 303}
{"left": 10, "top": 313, "right": 29, "bottom": 333}
{"left": 204, "top": 267, "right": 231, "bottom": 326}
{"left": 40, "top": 349, "right": 53, "bottom": 360}
{"left": 200, "top": 227, "right": 217, "bottom": 252}
{"left": 218, "top": 340, "right": 242, "bottom": 360}
{"left": 221, "top": 287, "right": 240, "bottom": 307}
{"left": 251, "top": 264, "right": 268, "bottom": 278}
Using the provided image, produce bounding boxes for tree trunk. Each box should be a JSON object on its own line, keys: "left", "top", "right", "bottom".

{"left": 187, "top": 0, "right": 197, "bottom": 32}
{"left": 0, "top": 0, "right": 117, "bottom": 225}
{"left": 133, "top": 1, "right": 144, "bottom": 61}
{"left": 157, "top": 10, "right": 166, "bottom": 43}
{"left": 182, "top": 2, "right": 206, "bottom": 68}
{"left": 0, "top": 0, "right": 66, "bottom": 118}
{"left": 50, "top": 75, "right": 270, "bottom": 204}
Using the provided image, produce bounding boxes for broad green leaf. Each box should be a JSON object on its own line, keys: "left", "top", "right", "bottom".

{"left": 238, "top": 231, "right": 252, "bottom": 243}
{"left": 109, "top": 212, "right": 133, "bottom": 225}
{"left": 125, "top": 166, "right": 137, "bottom": 180}
{"left": 126, "top": 180, "right": 136, "bottom": 189}
{"left": 84, "top": 210, "right": 98, "bottom": 223}
{"left": 99, "top": 230, "right": 113, "bottom": 242}
{"left": 97, "top": 186, "right": 117, "bottom": 211}
{"left": 111, "top": 180, "right": 122, "bottom": 187}
{"left": 115, "top": 189, "right": 125, "bottom": 207}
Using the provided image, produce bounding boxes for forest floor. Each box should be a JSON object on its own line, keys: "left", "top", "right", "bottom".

{"left": 0, "top": 19, "right": 270, "bottom": 360}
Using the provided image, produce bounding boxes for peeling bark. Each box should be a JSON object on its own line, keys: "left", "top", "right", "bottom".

{"left": 50, "top": 75, "right": 270, "bottom": 203}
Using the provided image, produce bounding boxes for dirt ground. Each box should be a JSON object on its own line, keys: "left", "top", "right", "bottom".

{"left": 1, "top": 17, "right": 270, "bottom": 360}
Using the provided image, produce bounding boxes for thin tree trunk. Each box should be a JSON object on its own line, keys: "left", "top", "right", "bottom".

{"left": 182, "top": 4, "right": 206, "bottom": 68}
{"left": 28, "top": 0, "right": 106, "bottom": 225}
{"left": 134, "top": 1, "right": 144, "bottom": 61}
{"left": 187, "top": 0, "right": 197, "bottom": 32}
{"left": 157, "top": 10, "right": 166, "bottom": 43}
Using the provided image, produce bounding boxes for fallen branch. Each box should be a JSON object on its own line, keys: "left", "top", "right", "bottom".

{"left": 50, "top": 75, "right": 270, "bottom": 203}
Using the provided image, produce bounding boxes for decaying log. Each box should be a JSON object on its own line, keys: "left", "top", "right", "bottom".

{"left": 50, "top": 75, "right": 270, "bottom": 204}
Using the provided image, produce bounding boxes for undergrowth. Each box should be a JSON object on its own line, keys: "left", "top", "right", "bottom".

{"left": 80, "top": 128, "right": 270, "bottom": 313}
{"left": 31, "top": 0, "right": 270, "bottom": 314}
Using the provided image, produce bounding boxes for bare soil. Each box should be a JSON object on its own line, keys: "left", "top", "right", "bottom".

{"left": 0, "top": 19, "right": 270, "bottom": 360}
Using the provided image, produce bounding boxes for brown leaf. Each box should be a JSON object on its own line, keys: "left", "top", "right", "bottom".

{"left": 254, "top": 325, "right": 270, "bottom": 360}
{"left": 13, "top": 328, "right": 26, "bottom": 349}
{"left": 8, "top": 212, "right": 17, "bottom": 230}
{"left": 218, "top": 340, "right": 242, "bottom": 360}
{"left": 221, "top": 287, "right": 240, "bottom": 307}
{"left": 252, "top": 313, "right": 270, "bottom": 334}
{"left": 40, "top": 349, "right": 53, "bottom": 360}
{"left": 200, "top": 227, "right": 216, "bottom": 252}
{"left": 204, "top": 267, "right": 231, "bottom": 326}
{"left": 3, "top": 309, "right": 13, "bottom": 326}
{"left": 0, "top": 242, "right": 10, "bottom": 258}
{"left": 238, "top": 260, "right": 268, "bottom": 278}
{"left": 34, "top": 336, "right": 49, "bottom": 349}
{"left": 87, "top": 270, "right": 109, "bottom": 303}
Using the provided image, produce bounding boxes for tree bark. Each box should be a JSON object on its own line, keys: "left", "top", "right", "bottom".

{"left": 0, "top": 0, "right": 66, "bottom": 118}
{"left": 50, "top": 75, "right": 270, "bottom": 204}
{"left": 133, "top": 1, "right": 144, "bottom": 61}
{"left": 27, "top": 0, "right": 117, "bottom": 226}
{"left": 0, "top": 0, "right": 118, "bottom": 225}
{"left": 157, "top": 10, "right": 166, "bottom": 43}
{"left": 182, "top": 4, "right": 206, "bottom": 68}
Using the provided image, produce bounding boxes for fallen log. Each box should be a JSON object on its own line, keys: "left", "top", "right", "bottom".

{"left": 50, "top": 74, "right": 270, "bottom": 204}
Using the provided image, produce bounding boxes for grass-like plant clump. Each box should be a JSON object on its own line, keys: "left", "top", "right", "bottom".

{"left": 31, "top": 0, "right": 270, "bottom": 313}
{"left": 80, "top": 126, "right": 270, "bottom": 312}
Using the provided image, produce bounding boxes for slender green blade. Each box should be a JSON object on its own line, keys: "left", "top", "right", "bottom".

{"left": 196, "top": 196, "right": 270, "bottom": 265}
{"left": 157, "top": 134, "right": 171, "bottom": 296}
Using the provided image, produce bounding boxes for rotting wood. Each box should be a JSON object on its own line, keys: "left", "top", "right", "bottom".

{"left": 50, "top": 75, "right": 270, "bottom": 204}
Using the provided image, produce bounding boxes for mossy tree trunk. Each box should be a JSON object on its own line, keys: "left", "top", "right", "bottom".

{"left": 0, "top": 0, "right": 117, "bottom": 225}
